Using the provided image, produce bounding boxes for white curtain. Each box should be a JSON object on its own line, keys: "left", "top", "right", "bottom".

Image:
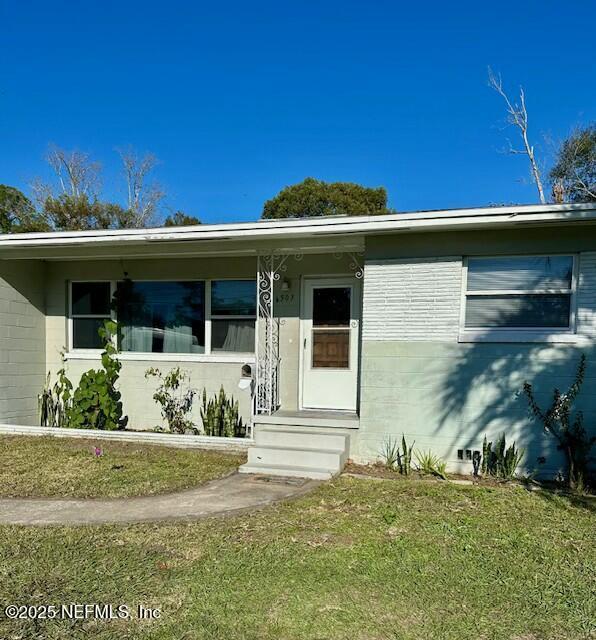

{"left": 120, "top": 325, "right": 153, "bottom": 352}
{"left": 220, "top": 321, "right": 255, "bottom": 352}
{"left": 163, "top": 325, "right": 196, "bottom": 353}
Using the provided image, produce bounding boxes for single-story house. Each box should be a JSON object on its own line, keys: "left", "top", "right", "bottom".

{"left": 0, "top": 203, "right": 595, "bottom": 479}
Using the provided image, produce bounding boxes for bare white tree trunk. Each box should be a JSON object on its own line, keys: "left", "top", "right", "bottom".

{"left": 118, "top": 147, "right": 164, "bottom": 227}
{"left": 488, "top": 68, "right": 546, "bottom": 204}
{"left": 46, "top": 146, "right": 101, "bottom": 198}
{"left": 31, "top": 146, "right": 101, "bottom": 208}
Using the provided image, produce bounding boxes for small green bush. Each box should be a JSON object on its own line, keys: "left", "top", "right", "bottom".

{"left": 415, "top": 450, "right": 448, "bottom": 480}
{"left": 145, "top": 366, "right": 197, "bottom": 434}
{"left": 66, "top": 321, "right": 128, "bottom": 431}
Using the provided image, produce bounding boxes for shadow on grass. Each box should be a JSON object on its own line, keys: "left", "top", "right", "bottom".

{"left": 530, "top": 485, "right": 596, "bottom": 514}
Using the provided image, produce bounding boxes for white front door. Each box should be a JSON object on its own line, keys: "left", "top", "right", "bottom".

{"left": 301, "top": 278, "right": 360, "bottom": 411}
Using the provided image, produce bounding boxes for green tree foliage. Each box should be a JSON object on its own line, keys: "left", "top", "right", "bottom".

{"left": 0, "top": 184, "right": 50, "bottom": 233}
{"left": 66, "top": 321, "right": 128, "bottom": 431}
{"left": 262, "top": 177, "right": 392, "bottom": 219}
{"left": 164, "top": 211, "right": 201, "bottom": 226}
{"left": 42, "top": 194, "right": 134, "bottom": 231}
{"left": 549, "top": 125, "right": 596, "bottom": 203}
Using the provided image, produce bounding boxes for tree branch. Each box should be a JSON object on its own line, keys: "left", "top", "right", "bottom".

{"left": 488, "top": 68, "right": 546, "bottom": 204}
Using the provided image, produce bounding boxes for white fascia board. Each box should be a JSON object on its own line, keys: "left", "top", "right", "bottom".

{"left": 0, "top": 203, "right": 594, "bottom": 249}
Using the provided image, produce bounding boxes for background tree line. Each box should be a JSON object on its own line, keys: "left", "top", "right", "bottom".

{"left": 0, "top": 146, "right": 201, "bottom": 234}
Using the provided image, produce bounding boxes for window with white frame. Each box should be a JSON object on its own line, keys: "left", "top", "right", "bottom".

{"left": 70, "top": 279, "right": 256, "bottom": 354}
{"left": 463, "top": 255, "right": 575, "bottom": 330}
{"left": 210, "top": 280, "right": 257, "bottom": 352}
{"left": 71, "top": 282, "right": 112, "bottom": 349}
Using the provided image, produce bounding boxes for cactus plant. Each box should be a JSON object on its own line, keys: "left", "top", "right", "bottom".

{"left": 523, "top": 354, "right": 595, "bottom": 489}
{"left": 200, "top": 386, "right": 245, "bottom": 438}
{"left": 482, "top": 435, "right": 490, "bottom": 475}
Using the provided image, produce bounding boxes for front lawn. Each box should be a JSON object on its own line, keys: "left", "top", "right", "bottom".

{"left": 0, "top": 436, "right": 245, "bottom": 498}
{"left": 0, "top": 477, "right": 594, "bottom": 639}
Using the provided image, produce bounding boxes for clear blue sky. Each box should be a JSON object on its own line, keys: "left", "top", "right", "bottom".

{"left": 1, "top": 0, "right": 594, "bottom": 223}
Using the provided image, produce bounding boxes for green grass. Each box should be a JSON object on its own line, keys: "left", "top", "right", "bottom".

{"left": 0, "top": 477, "right": 594, "bottom": 639}
{"left": 0, "top": 436, "right": 245, "bottom": 498}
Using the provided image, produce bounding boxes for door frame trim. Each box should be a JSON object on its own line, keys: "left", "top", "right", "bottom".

{"left": 298, "top": 274, "right": 361, "bottom": 412}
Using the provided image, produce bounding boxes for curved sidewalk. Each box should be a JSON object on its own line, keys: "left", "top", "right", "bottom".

{"left": 0, "top": 473, "right": 318, "bottom": 526}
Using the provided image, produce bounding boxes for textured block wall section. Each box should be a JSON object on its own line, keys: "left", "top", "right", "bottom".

{"left": 355, "top": 252, "right": 596, "bottom": 475}
{"left": 361, "top": 257, "right": 463, "bottom": 341}
{"left": 0, "top": 260, "right": 46, "bottom": 425}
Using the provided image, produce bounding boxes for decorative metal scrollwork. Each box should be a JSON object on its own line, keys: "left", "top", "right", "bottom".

{"left": 332, "top": 250, "right": 364, "bottom": 278}
{"left": 255, "top": 251, "right": 303, "bottom": 415}
{"left": 347, "top": 252, "right": 365, "bottom": 279}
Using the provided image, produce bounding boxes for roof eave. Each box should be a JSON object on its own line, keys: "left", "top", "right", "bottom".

{"left": 0, "top": 203, "right": 594, "bottom": 250}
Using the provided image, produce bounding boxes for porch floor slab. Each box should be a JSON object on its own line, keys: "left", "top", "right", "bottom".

{"left": 254, "top": 410, "right": 359, "bottom": 429}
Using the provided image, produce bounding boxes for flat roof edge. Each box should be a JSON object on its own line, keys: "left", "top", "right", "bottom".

{"left": 0, "top": 202, "right": 594, "bottom": 248}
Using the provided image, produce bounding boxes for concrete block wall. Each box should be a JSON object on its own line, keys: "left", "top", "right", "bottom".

{"left": 0, "top": 260, "right": 46, "bottom": 424}
{"left": 355, "top": 242, "right": 596, "bottom": 476}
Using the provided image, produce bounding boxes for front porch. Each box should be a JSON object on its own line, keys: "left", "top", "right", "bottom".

{"left": 246, "top": 251, "right": 364, "bottom": 477}
{"left": 0, "top": 230, "right": 365, "bottom": 478}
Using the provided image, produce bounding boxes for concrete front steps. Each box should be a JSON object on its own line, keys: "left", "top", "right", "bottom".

{"left": 239, "top": 424, "right": 351, "bottom": 480}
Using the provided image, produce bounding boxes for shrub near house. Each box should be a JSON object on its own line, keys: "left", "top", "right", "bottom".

{"left": 39, "top": 321, "right": 128, "bottom": 431}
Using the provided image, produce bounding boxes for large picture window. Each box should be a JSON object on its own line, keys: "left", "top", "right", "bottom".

{"left": 70, "top": 279, "right": 256, "bottom": 355}
{"left": 71, "top": 282, "right": 112, "bottom": 349}
{"left": 116, "top": 281, "right": 205, "bottom": 354}
{"left": 463, "top": 256, "right": 575, "bottom": 330}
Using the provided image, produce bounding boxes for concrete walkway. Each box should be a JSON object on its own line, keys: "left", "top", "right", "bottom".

{"left": 0, "top": 473, "right": 318, "bottom": 526}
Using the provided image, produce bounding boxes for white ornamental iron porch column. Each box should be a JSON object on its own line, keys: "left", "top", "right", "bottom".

{"left": 255, "top": 252, "right": 290, "bottom": 415}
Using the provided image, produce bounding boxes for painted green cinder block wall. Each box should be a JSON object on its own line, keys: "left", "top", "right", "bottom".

{"left": 0, "top": 260, "right": 46, "bottom": 425}
{"left": 353, "top": 227, "right": 596, "bottom": 476}
{"left": 353, "top": 341, "right": 596, "bottom": 475}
